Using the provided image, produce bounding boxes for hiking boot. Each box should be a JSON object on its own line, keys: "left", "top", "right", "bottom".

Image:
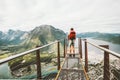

{"left": 69, "top": 54, "right": 72, "bottom": 57}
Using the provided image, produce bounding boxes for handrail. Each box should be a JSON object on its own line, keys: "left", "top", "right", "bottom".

{"left": 0, "top": 40, "right": 59, "bottom": 65}
{"left": 82, "top": 39, "right": 120, "bottom": 58}
{"left": 81, "top": 38, "right": 120, "bottom": 80}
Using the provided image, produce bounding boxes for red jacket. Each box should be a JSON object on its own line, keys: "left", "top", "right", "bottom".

{"left": 68, "top": 30, "right": 76, "bottom": 40}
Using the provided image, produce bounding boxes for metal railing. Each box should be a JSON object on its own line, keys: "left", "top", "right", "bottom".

{"left": 0, "top": 39, "right": 66, "bottom": 79}
{"left": 1, "top": 37, "right": 119, "bottom": 80}
{"left": 55, "top": 38, "right": 89, "bottom": 80}
{"left": 78, "top": 38, "right": 120, "bottom": 80}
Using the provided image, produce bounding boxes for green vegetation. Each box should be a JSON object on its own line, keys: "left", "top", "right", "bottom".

{"left": 0, "top": 25, "right": 66, "bottom": 79}
{"left": 8, "top": 53, "right": 56, "bottom": 70}
{"left": 77, "top": 32, "right": 120, "bottom": 44}
{"left": 95, "top": 33, "right": 120, "bottom": 44}
{"left": 0, "top": 54, "right": 9, "bottom": 59}
{"left": 8, "top": 56, "right": 23, "bottom": 68}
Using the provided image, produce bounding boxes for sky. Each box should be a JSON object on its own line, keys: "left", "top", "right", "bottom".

{"left": 0, "top": 0, "right": 120, "bottom": 33}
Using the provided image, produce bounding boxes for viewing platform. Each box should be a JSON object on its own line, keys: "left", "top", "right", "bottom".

{"left": 56, "top": 53, "right": 87, "bottom": 80}
{"left": 0, "top": 38, "right": 119, "bottom": 80}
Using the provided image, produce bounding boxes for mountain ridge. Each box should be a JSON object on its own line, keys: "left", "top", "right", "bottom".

{"left": 0, "top": 25, "right": 66, "bottom": 53}
{"left": 0, "top": 29, "right": 28, "bottom": 46}
{"left": 77, "top": 32, "right": 120, "bottom": 44}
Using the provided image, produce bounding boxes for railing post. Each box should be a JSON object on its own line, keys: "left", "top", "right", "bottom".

{"left": 36, "top": 46, "right": 42, "bottom": 79}
{"left": 84, "top": 39, "right": 88, "bottom": 72}
{"left": 100, "top": 45, "right": 110, "bottom": 80}
{"left": 65, "top": 38, "right": 68, "bottom": 56}
{"left": 64, "top": 39, "right": 66, "bottom": 58}
{"left": 57, "top": 41, "right": 60, "bottom": 70}
{"left": 79, "top": 38, "right": 82, "bottom": 58}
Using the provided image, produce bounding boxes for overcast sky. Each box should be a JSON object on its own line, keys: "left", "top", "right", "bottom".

{"left": 0, "top": 0, "right": 120, "bottom": 33}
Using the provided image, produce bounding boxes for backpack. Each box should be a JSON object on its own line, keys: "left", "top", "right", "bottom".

{"left": 68, "top": 31, "right": 76, "bottom": 40}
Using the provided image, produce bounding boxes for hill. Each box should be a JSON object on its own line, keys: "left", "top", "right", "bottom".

{"left": 77, "top": 32, "right": 120, "bottom": 44}
{"left": 0, "top": 25, "right": 66, "bottom": 78}
{"left": 0, "top": 25, "right": 66, "bottom": 53}
{"left": 0, "top": 30, "right": 27, "bottom": 46}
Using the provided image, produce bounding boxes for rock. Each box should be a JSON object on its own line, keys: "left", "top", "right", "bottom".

{"left": 88, "top": 59, "right": 120, "bottom": 80}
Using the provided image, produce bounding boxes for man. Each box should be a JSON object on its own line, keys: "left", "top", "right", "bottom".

{"left": 68, "top": 28, "right": 76, "bottom": 57}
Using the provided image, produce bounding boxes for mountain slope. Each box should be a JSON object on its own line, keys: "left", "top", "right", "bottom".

{"left": 21, "top": 25, "right": 66, "bottom": 49}
{"left": 0, "top": 25, "right": 66, "bottom": 53}
{"left": 0, "top": 30, "right": 28, "bottom": 46}
{"left": 77, "top": 32, "right": 120, "bottom": 44}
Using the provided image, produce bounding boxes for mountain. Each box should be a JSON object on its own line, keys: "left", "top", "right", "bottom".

{"left": 0, "top": 25, "right": 66, "bottom": 78}
{"left": 20, "top": 25, "right": 66, "bottom": 51}
{"left": 94, "top": 33, "right": 120, "bottom": 44}
{"left": 0, "top": 25, "right": 66, "bottom": 53}
{"left": 77, "top": 32, "right": 120, "bottom": 44}
{"left": 77, "top": 32, "right": 100, "bottom": 38}
{"left": 0, "top": 30, "right": 28, "bottom": 46}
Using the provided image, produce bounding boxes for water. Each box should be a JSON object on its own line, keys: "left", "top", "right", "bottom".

{"left": 87, "top": 38, "right": 120, "bottom": 53}
{"left": 75, "top": 38, "right": 120, "bottom": 53}
{"left": 0, "top": 63, "right": 12, "bottom": 78}
{"left": 75, "top": 38, "right": 120, "bottom": 64}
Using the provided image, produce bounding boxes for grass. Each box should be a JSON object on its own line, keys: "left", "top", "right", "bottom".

{"left": 0, "top": 53, "right": 10, "bottom": 59}
{"left": 8, "top": 52, "right": 56, "bottom": 67}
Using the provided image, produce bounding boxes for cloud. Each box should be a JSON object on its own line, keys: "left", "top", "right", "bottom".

{"left": 0, "top": 0, "right": 120, "bottom": 33}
